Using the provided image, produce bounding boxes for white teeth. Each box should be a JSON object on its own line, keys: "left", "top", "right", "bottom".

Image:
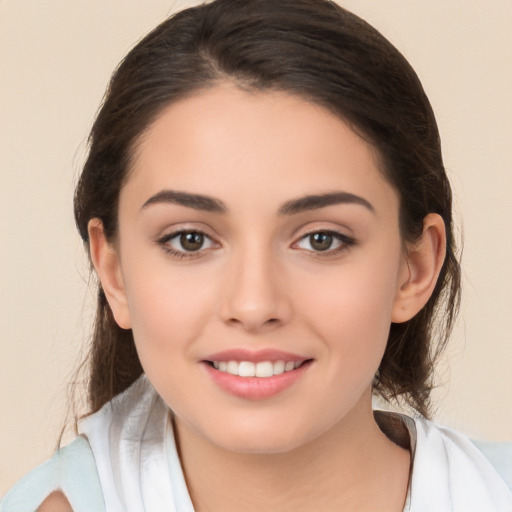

{"left": 273, "top": 360, "right": 285, "bottom": 375}
{"left": 255, "top": 361, "right": 274, "bottom": 377}
{"left": 211, "top": 359, "right": 303, "bottom": 377}
{"left": 227, "top": 361, "right": 238, "bottom": 375}
{"left": 238, "top": 361, "right": 256, "bottom": 377}
{"left": 284, "top": 361, "right": 295, "bottom": 372}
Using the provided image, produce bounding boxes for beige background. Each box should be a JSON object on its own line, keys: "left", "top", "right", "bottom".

{"left": 1, "top": 0, "right": 511, "bottom": 495}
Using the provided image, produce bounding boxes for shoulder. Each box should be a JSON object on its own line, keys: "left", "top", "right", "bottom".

{"left": 471, "top": 438, "right": 512, "bottom": 492}
{"left": 1, "top": 437, "right": 104, "bottom": 512}
{"left": 419, "top": 418, "right": 512, "bottom": 487}
{"left": 38, "top": 492, "right": 73, "bottom": 512}
{"left": 409, "top": 416, "right": 512, "bottom": 509}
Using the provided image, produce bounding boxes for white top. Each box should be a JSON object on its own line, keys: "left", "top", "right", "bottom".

{"left": 2, "top": 375, "right": 512, "bottom": 511}
{"left": 78, "top": 376, "right": 194, "bottom": 512}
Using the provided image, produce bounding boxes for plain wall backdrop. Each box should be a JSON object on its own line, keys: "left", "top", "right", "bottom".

{"left": 1, "top": 0, "right": 511, "bottom": 494}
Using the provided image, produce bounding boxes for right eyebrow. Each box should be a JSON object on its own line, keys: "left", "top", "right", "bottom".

{"left": 278, "top": 191, "right": 375, "bottom": 215}
{"left": 141, "top": 190, "right": 228, "bottom": 213}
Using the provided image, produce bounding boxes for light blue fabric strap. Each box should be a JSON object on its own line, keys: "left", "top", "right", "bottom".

{"left": 1, "top": 436, "right": 105, "bottom": 512}
{"left": 472, "top": 439, "right": 512, "bottom": 492}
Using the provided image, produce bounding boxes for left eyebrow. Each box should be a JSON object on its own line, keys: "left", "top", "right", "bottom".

{"left": 141, "top": 190, "right": 227, "bottom": 213}
{"left": 278, "top": 192, "right": 375, "bottom": 215}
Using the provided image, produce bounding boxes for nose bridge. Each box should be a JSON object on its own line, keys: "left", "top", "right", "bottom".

{"left": 220, "top": 238, "right": 290, "bottom": 331}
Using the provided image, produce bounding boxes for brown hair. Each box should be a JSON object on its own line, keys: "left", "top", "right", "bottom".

{"left": 74, "top": 0, "right": 460, "bottom": 418}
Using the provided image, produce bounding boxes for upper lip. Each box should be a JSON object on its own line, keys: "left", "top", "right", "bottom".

{"left": 205, "top": 348, "right": 309, "bottom": 363}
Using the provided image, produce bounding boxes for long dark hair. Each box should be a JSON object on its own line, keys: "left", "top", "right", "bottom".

{"left": 74, "top": 0, "right": 460, "bottom": 418}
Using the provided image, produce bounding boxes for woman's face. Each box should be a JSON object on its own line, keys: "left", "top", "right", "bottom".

{"left": 107, "top": 83, "right": 410, "bottom": 453}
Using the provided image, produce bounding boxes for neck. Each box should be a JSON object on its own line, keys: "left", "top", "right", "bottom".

{"left": 174, "top": 391, "right": 411, "bottom": 512}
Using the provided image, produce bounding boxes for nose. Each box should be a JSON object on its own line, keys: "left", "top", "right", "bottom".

{"left": 219, "top": 246, "right": 292, "bottom": 333}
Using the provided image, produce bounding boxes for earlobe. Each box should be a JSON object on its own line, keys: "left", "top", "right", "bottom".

{"left": 392, "top": 213, "right": 446, "bottom": 323}
{"left": 88, "top": 218, "right": 132, "bottom": 329}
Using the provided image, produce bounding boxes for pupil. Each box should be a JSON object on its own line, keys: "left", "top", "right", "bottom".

{"left": 311, "top": 232, "right": 332, "bottom": 251}
{"left": 180, "top": 232, "right": 203, "bottom": 251}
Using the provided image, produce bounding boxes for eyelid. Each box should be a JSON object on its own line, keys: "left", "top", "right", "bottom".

{"left": 154, "top": 220, "right": 220, "bottom": 244}
{"left": 156, "top": 228, "right": 221, "bottom": 258}
{"left": 291, "top": 228, "right": 356, "bottom": 255}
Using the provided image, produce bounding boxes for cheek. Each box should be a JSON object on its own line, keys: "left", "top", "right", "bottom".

{"left": 122, "top": 269, "right": 214, "bottom": 408}
{"left": 121, "top": 255, "right": 216, "bottom": 361}
{"left": 301, "top": 260, "right": 398, "bottom": 324}
{"left": 295, "top": 253, "right": 401, "bottom": 366}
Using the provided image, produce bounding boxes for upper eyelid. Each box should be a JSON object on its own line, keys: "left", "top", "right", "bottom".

{"left": 293, "top": 227, "right": 354, "bottom": 243}
{"left": 159, "top": 228, "right": 208, "bottom": 239}
{"left": 157, "top": 226, "right": 217, "bottom": 242}
{"left": 299, "top": 228, "right": 349, "bottom": 237}
{"left": 291, "top": 219, "right": 354, "bottom": 236}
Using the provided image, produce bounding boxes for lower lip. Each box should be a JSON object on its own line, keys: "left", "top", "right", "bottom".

{"left": 203, "top": 361, "right": 313, "bottom": 400}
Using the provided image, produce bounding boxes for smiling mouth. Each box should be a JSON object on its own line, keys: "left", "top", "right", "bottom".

{"left": 207, "top": 360, "right": 311, "bottom": 378}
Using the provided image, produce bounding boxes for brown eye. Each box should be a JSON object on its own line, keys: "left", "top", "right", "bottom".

{"left": 294, "top": 230, "right": 354, "bottom": 254}
{"left": 160, "top": 230, "right": 216, "bottom": 255}
{"left": 179, "top": 232, "right": 205, "bottom": 251}
{"left": 309, "top": 232, "right": 334, "bottom": 251}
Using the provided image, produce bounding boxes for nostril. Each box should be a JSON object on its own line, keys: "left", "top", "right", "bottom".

{"left": 224, "top": 316, "right": 283, "bottom": 335}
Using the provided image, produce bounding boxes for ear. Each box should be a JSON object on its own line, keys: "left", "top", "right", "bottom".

{"left": 88, "top": 218, "right": 132, "bottom": 329}
{"left": 392, "top": 213, "right": 446, "bottom": 323}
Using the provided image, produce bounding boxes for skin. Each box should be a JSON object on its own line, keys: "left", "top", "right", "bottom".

{"left": 38, "top": 492, "right": 72, "bottom": 512}
{"left": 83, "top": 83, "right": 446, "bottom": 512}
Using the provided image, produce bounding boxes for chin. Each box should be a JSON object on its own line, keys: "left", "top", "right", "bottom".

{"left": 201, "top": 417, "right": 319, "bottom": 455}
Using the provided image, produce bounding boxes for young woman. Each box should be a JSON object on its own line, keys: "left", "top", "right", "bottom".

{"left": 2, "top": 0, "right": 511, "bottom": 510}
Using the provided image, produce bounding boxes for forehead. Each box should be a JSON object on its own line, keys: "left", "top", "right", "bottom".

{"left": 124, "top": 83, "right": 397, "bottom": 215}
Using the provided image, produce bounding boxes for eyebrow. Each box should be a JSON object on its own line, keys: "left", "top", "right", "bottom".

{"left": 141, "top": 189, "right": 374, "bottom": 215}
{"left": 278, "top": 192, "right": 375, "bottom": 215}
{"left": 141, "top": 190, "right": 227, "bottom": 213}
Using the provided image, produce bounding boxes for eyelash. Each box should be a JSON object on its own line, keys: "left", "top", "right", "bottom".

{"left": 157, "top": 230, "right": 217, "bottom": 260}
{"left": 156, "top": 229, "right": 356, "bottom": 260}
{"left": 293, "top": 230, "right": 356, "bottom": 257}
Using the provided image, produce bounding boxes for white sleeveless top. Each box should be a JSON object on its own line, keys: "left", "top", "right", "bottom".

{"left": 2, "top": 375, "right": 512, "bottom": 511}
